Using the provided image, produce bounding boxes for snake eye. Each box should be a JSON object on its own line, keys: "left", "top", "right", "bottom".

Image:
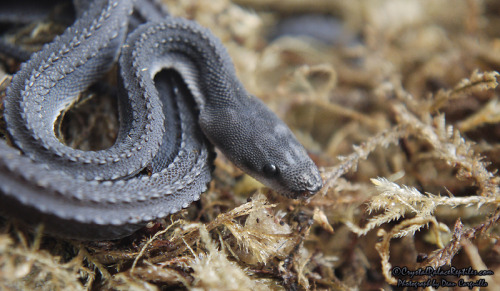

{"left": 263, "top": 163, "right": 279, "bottom": 177}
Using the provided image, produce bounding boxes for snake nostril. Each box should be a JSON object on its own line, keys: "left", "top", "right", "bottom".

{"left": 304, "top": 174, "right": 322, "bottom": 193}
{"left": 306, "top": 182, "right": 322, "bottom": 193}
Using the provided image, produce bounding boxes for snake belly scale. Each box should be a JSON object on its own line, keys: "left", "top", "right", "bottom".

{"left": 0, "top": 0, "right": 322, "bottom": 240}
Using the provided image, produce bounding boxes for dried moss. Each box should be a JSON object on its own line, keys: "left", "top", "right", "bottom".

{"left": 1, "top": 0, "right": 500, "bottom": 290}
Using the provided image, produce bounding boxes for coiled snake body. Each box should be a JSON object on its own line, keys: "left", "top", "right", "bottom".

{"left": 0, "top": 0, "right": 322, "bottom": 239}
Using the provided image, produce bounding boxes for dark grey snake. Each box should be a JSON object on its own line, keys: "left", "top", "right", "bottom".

{"left": 0, "top": 0, "right": 322, "bottom": 240}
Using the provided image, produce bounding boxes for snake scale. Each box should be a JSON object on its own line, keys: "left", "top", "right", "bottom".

{"left": 0, "top": 0, "right": 322, "bottom": 240}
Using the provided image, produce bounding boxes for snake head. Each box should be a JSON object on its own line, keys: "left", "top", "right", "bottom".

{"left": 200, "top": 94, "right": 323, "bottom": 199}
{"left": 253, "top": 131, "right": 323, "bottom": 199}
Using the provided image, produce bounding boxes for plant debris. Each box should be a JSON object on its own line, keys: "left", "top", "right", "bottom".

{"left": 1, "top": 0, "right": 500, "bottom": 290}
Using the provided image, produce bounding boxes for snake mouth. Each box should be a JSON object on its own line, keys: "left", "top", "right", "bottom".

{"left": 282, "top": 180, "right": 323, "bottom": 200}
{"left": 308, "top": 182, "right": 323, "bottom": 194}
{"left": 299, "top": 183, "right": 323, "bottom": 199}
